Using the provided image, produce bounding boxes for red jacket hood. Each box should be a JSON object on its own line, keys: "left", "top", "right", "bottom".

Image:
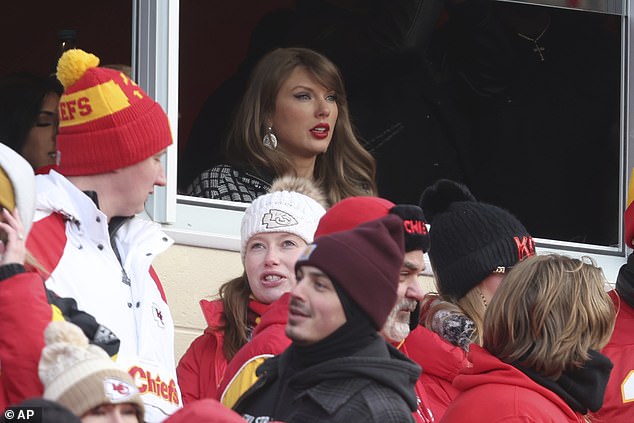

{"left": 165, "top": 399, "right": 244, "bottom": 422}
{"left": 404, "top": 325, "right": 469, "bottom": 381}
{"left": 200, "top": 298, "right": 224, "bottom": 328}
{"left": 453, "top": 345, "right": 581, "bottom": 421}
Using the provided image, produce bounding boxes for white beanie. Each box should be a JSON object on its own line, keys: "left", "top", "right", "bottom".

{"left": 38, "top": 321, "right": 144, "bottom": 421}
{"left": 0, "top": 143, "right": 35, "bottom": 235}
{"left": 240, "top": 176, "right": 327, "bottom": 261}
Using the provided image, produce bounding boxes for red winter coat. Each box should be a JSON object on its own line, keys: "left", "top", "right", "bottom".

{"left": 0, "top": 271, "right": 52, "bottom": 410}
{"left": 441, "top": 345, "right": 584, "bottom": 423}
{"left": 218, "top": 293, "right": 292, "bottom": 405}
{"left": 404, "top": 325, "right": 468, "bottom": 420}
{"left": 176, "top": 298, "right": 271, "bottom": 405}
{"left": 164, "top": 398, "right": 244, "bottom": 423}
{"left": 595, "top": 290, "right": 634, "bottom": 422}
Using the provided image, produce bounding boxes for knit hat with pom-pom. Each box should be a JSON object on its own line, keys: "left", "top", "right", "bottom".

{"left": 240, "top": 176, "right": 327, "bottom": 261}
{"left": 419, "top": 179, "right": 535, "bottom": 300}
{"left": 55, "top": 49, "right": 172, "bottom": 176}
{"left": 38, "top": 321, "right": 144, "bottom": 421}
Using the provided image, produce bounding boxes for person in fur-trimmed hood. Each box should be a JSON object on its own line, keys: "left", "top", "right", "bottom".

{"left": 177, "top": 175, "right": 326, "bottom": 404}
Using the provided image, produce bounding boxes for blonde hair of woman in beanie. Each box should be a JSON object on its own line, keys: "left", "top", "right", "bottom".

{"left": 177, "top": 176, "right": 327, "bottom": 404}
{"left": 39, "top": 321, "right": 144, "bottom": 423}
{"left": 413, "top": 179, "right": 536, "bottom": 420}
{"left": 419, "top": 179, "right": 535, "bottom": 349}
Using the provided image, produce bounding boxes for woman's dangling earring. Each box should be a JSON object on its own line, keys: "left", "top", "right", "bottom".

{"left": 263, "top": 126, "right": 278, "bottom": 149}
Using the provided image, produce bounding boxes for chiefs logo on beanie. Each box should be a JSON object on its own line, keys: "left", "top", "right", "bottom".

{"left": 315, "top": 196, "right": 429, "bottom": 253}
{"left": 420, "top": 179, "right": 535, "bottom": 300}
{"left": 55, "top": 49, "right": 172, "bottom": 176}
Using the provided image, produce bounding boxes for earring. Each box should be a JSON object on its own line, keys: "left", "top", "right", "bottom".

{"left": 263, "top": 126, "right": 278, "bottom": 149}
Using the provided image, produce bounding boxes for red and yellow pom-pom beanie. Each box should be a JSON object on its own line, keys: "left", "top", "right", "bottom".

{"left": 55, "top": 49, "right": 172, "bottom": 176}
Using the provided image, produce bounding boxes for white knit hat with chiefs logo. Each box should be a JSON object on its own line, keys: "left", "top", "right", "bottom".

{"left": 240, "top": 176, "right": 326, "bottom": 262}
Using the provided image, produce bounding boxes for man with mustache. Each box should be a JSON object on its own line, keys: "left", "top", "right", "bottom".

{"left": 220, "top": 197, "right": 445, "bottom": 422}
{"left": 232, "top": 215, "right": 420, "bottom": 422}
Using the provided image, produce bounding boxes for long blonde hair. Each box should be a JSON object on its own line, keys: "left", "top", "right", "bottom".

{"left": 484, "top": 254, "right": 615, "bottom": 379}
{"left": 224, "top": 47, "right": 376, "bottom": 206}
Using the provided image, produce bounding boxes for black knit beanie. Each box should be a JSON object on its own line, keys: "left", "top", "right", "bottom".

{"left": 420, "top": 179, "right": 535, "bottom": 300}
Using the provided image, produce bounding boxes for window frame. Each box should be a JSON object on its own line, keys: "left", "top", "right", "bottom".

{"left": 136, "top": 0, "right": 632, "bottom": 282}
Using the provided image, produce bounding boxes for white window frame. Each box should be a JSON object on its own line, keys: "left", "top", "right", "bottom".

{"left": 136, "top": 0, "right": 632, "bottom": 282}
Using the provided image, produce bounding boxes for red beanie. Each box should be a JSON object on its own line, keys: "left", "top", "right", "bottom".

{"left": 315, "top": 196, "right": 429, "bottom": 253}
{"left": 55, "top": 49, "right": 172, "bottom": 176}
{"left": 296, "top": 214, "right": 405, "bottom": 329}
{"left": 164, "top": 399, "right": 244, "bottom": 423}
{"left": 315, "top": 196, "right": 394, "bottom": 238}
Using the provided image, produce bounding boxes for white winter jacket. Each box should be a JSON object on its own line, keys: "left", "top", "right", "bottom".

{"left": 28, "top": 171, "right": 181, "bottom": 422}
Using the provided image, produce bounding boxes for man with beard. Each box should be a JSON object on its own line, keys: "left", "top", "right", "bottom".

{"left": 220, "top": 197, "right": 444, "bottom": 422}
{"left": 232, "top": 215, "right": 420, "bottom": 422}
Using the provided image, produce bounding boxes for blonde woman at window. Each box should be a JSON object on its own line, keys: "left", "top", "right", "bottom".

{"left": 441, "top": 254, "right": 615, "bottom": 422}
{"left": 185, "top": 47, "right": 376, "bottom": 207}
{"left": 177, "top": 176, "right": 326, "bottom": 404}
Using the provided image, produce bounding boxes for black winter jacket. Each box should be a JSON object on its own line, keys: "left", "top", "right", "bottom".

{"left": 233, "top": 336, "right": 420, "bottom": 423}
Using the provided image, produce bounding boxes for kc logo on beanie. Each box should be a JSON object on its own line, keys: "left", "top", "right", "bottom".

{"left": 240, "top": 177, "right": 327, "bottom": 261}
{"left": 315, "top": 196, "right": 429, "bottom": 253}
{"left": 55, "top": 49, "right": 172, "bottom": 176}
{"left": 420, "top": 179, "right": 536, "bottom": 300}
{"left": 39, "top": 321, "right": 144, "bottom": 421}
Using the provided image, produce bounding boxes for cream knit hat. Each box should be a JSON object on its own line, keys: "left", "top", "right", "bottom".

{"left": 38, "top": 321, "right": 144, "bottom": 421}
{"left": 240, "top": 176, "right": 327, "bottom": 261}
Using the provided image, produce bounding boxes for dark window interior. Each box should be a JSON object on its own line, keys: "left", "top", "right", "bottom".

{"left": 0, "top": 1, "right": 132, "bottom": 77}
{"left": 2, "top": 0, "right": 623, "bottom": 248}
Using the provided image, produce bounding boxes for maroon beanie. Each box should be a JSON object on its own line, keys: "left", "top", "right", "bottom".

{"left": 296, "top": 214, "right": 405, "bottom": 329}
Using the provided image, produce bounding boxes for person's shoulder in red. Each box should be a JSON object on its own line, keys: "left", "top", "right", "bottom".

{"left": 0, "top": 271, "right": 52, "bottom": 410}
{"left": 164, "top": 398, "right": 244, "bottom": 423}
{"left": 596, "top": 289, "right": 634, "bottom": 422}
{"left": 443, "top": 344, "right": 584, "bottom": 423}
{"left": 404, "top": 324, "right": 468, "bottom": 420}
{"left": 176, "top": 299, "right": 227, "bottom": 405}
